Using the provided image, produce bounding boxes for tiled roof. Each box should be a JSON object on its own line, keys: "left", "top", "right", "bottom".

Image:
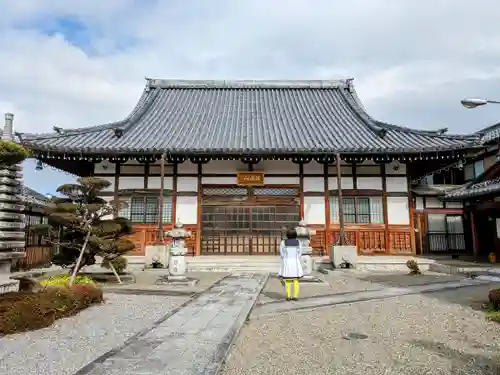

{"left": 22, "top": 186, "right": 49, "bottom": 207}
{"left": 411, "top": 184, "right": 459, "bottom": 197}
{"left": 18, "top": 79, "right": 480, "bottom": 155}
{"left": 476, "top": 122, "right": 500, "bottom": 143}
{"left": 445, "top": 177, "right": 500, "bottom": 200}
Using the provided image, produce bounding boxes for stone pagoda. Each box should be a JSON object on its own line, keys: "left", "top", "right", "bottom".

{"left": 0, "top": 113, "right": 25, "bottom": 291}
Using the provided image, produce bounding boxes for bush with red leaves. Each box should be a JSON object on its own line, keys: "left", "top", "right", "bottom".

{"left": 0, "top": 284, "right": 104, "bottom": 336}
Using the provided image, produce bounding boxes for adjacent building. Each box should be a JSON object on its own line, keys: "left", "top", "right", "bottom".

{"left": 17, "top": 79, "right": 481, "bottom": 262}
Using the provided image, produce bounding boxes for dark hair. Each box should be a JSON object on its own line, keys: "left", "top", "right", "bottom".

{"left": 286, "top": 229, "right": 297, "bottom": 239}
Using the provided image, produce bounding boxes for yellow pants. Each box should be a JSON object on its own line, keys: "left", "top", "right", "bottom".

{"left": 284, "top": 278, "right": 299, "bottom": 299}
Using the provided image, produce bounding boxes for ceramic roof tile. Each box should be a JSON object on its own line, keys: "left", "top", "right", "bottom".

{"left": 19, "top": 79, "right": 479, "bottom": 155}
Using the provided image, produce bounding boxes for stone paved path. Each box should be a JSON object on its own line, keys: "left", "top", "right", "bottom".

{"left": 75, "top": 272, "right": 268, "bottom": 375}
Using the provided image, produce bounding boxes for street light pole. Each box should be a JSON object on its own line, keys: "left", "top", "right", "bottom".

{"left": 461, "top": 98, "right": 500, "bottom": 109}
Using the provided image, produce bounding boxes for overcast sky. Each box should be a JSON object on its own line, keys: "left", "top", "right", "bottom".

{"left": 1, "top": 0, "right": 500, "bottom": 194}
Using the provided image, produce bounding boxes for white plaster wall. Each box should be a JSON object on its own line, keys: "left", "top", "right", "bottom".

{"left": 327, "top": 176, "right": 354, "bottom": 190}
{"left": 148, "top": 176, "right": 173, "bottom": 190}
{"left": 99, "top": 176, "right": 115, "bottom": 192}
{"left": 425, "top": 197, "right": 443, "bottom": 208}
{"left": 357, "top": 176, "right": 383, "bottom": 190}
{"left": 386, "top": 161, "right": 407, "bottom": 175}
{"left": 178, "top": 161, "right": 198, "bottom": 174}
{"left": 203, "top": 160, "right": 248, "bottom": 174}
{"left": 386, "top": 176, "right": 408, "bottom": 192}
{"left": 327, "top": 164, "right": 353, "bottom": 175}
{"left": 304, "top": 177, "right": 324, "bottom": 192}
{"left": 387, "top": 197, "right": 410, "bottom": 225}
{"left": 356, "top": 161, "right": 381, "bottom": 175}
{"left": 177, "top": 177, "right": 198, "bottom": 192}
{"left": 176, "top": 196, "right": 198, "bottom": 224}
{"left": 119, "top": 176, "right": 144, "bottom": 190}
{"left": 202, "top": 176, "right": 237, "bottom": 184}
{"left": 94, "top": 161, "right": 116, "bottom": 174}
{"left": 254, "top": 160, "right": 299, "bottom": 174}
{"left": 303, "top": 196, "right": 326, "bottom": 225}
{"left": 445, "top": 201, "right": 463, "bottom": 208}
{"left": 265, "top": 177, "right": 300, "bottom": 185}
{"left": 416, "top": 197, "right": 424, "bottom": 210}
{"left": 121, "top": 163, "right": 145, "bottom": 175}
{"left": 149, "top": 164, "right": 174, "bottom": 175}
{"left": 303, "top": 161, "right": 324, "bottom": 174}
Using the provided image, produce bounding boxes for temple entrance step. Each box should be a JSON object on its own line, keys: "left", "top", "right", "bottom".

{"left": 187, "top": 256, "right": 281, "bottom": 273}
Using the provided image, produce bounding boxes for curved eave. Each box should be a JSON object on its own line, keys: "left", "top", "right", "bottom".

{"left": 18, "top": 86, "right": 154, "bottom": 142}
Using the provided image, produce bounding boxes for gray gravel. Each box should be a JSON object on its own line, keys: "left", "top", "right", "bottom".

{"left": 222, "top": 284, "right": 500, "bottom": 375}
{"left": 0, "top": 293, "right": 189, "bottom": 375}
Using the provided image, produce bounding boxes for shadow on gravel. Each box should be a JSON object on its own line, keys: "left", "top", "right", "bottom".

{"left": 423, "top": 284, "right": 492, "bottom": 313}
{"left": 355, "top": 273, "right": 464, "bottom": 288}
{"left": 410, "top": 339, "right": 500, "bottom": 375}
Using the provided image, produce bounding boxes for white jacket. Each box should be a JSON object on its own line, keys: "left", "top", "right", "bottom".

{"left": 279, "top": 239, "right": 304, "bottom": 278}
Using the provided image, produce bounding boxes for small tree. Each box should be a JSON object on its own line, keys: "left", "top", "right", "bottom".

{"left": 31, "top": 177, "right": 135, "bottom": 283}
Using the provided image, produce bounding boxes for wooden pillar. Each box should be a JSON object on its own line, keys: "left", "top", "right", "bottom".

{"left": 299, "top": 163, "right": 305, "bottom": 219}
{"left": 195, "top": 163, "right": 202, "bottom": 256}
{"left": 323, "top": 163, "right": 330, "bottom": 256}
{"left": 381, "top": 164, "right": 390, "bottom": 253}
{"left": 471, "top": 212, "right": 479, "bottom": 258}
{"left": 113, "top": 163, "right": 120, "bottom": 218}
{"left": 157, "top": 154, "right": 165, "bottom": 242}
{"left": 144, "top": 162, "right": 149, "bottom": 188}
{"left": 336, "top": 153, "right": 345, "bottom": 245}
{"left": 172, "top": 162, "right": 178, "bottom": 228}
{"left": 407, "top": 169, "right": 416, "bottom": 254}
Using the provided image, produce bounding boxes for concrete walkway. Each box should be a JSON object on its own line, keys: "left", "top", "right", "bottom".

{"left": 75, "top": 272, "right": 268, "bottom": 375}
{"left": 251, "top": 277, "right": 500, "bottom": 319}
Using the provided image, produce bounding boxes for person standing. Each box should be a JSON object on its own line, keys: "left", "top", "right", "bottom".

{"left": 279, "top": 229, "right": 303, "bottom": 301}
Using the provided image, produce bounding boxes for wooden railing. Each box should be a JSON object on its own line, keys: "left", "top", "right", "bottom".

{"left": 124, "top": 224, "right": 413, "bottom": 257}
{"left": 327, "top": 224, "right": 413, "bottom": 255}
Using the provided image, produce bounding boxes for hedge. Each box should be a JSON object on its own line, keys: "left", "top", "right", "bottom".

{"left": 0, "top": 284, "right": 103, "bottom": 336}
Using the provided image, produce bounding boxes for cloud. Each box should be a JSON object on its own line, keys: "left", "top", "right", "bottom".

{"left": 0, "top": 0, "right": 499, "bottom": 192}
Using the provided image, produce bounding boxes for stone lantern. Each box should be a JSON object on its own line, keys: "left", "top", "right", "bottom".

{"left": 295, "top": 219, "right": 315, "bottom": 276}
{"left": 165, "top": 220, "right": 191, "bottom": 282}
{"left": 0, "top": 113, "right": 25, "bottom": 292}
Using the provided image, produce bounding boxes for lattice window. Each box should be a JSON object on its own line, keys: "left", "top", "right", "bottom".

{"left": 330, "top": 196, "right": 384, "bottom": 224}
{"left": 203, "top": 187, "right": 248, "bottom": 196}
{"left": 118, "top": 198, "right": 130, "bottom": 218}
{"left": 128, "top": 196, "right": 172, "bottom": 224}
{"left": 253, "top": 187, "right": 299, "bottom": 196}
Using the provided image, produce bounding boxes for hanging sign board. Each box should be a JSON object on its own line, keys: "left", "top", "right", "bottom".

{"left": 236, "top": 172, "right": 265, "bottom": 186}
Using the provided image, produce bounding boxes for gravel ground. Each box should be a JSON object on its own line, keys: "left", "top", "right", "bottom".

{"left": 0, "top": 293, "right": 189, "bottom": 375}
{"left": 222, "top": 284, "right": 500, "bottom": 375}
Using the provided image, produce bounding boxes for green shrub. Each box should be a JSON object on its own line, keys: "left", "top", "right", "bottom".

{"left": 0, "top": 284, "right": 103, "bottom": 336}
{"left": 101, "top": 256, "right": 128, "bottom": 274}
{"left": 0, "top": 140, "right": 30, "bottom": 165}
{"left": 40, "top": 274, "right": 95, "bottom": 287}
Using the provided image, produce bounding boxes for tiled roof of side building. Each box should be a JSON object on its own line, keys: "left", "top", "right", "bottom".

{"left": 18, "top": 79, "right": 481, "bottom": 155}
{"left": 476, "top": 121, "right": 500, "bottom": 143}
{"left": 22, "top": 186, "right": 50, "bottom": 207}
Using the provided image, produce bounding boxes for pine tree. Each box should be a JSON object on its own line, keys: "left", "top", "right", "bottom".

{"left": 31, "top": 177, "right": 135, "bottom": 276}
{"left": 0, "top": 139, "right": 30, "bottom": 165}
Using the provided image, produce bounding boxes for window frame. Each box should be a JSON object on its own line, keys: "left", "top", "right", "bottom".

{"left": 329, "top": 195, "right": 384, "bottom": 224}
{"left": 126, "top": 195, "right": 173, "bottom": 224}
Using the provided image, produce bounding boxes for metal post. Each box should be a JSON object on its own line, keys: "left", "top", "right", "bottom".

{"left": 158, "top": 153, "right": 165, "bottom": 242}
{"left": 336, "top": 153, "right": 345, "bottom": 245}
